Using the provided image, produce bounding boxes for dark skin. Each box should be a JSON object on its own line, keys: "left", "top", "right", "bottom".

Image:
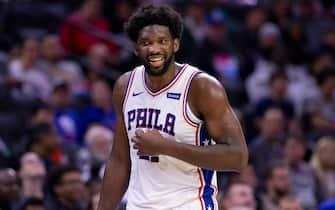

{"left": 98, "top": 25, "right": 248, "bottom": 210}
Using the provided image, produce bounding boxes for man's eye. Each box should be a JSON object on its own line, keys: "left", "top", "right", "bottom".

{"left": 140, "top": 41, "right": 149, "bottom": 46}
{"left": 160, "top": 39, "right": 167, "bottom": 44}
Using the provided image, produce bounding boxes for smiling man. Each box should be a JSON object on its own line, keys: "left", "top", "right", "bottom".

{"left": 98, "top": 4, "right": 248, "bottom": 210}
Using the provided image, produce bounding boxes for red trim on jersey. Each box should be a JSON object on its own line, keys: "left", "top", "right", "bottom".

{"left": 197, "top": 168, "right": 205, "bottom": 210}
{"left": 196, "top": 124, "right": 205, "bottom": 210}
{"left": 182, "top": 71, "right": 201, "bottom": 127}
{"left": 122, "top": 70, "right": 136, "bottom": 111}
{"left": 142, "top": 64, "right": 188, "bottom": 97}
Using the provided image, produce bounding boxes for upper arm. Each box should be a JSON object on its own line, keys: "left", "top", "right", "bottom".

{"left": 188, "top": 73, "right": 245, "bottom": 146}
{"left": 109, "top": 72, "right": 132, "bottom": 163}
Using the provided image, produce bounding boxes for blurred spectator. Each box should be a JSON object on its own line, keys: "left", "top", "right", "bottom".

{"left": 77, "top": 124, "right": 114, "bottom": 182}
{"left": 84, "top": 44, "right": 120, "bottom": 84}
{"left": 310, "top": 136, "right": 335, "bottom": 200}
{"left": 49, "top": 81, "right": 83, "bottom": 144}
{"left": 220, "top": 181, "right": 257, "bottom": 210}
{"left": 105, "top": 0, "right": 135, "bottom": 34}
{"left": 44, "top": 165, "right": 86, "bottom": 210}
{"left": 17, "top": 197, "right": 44, "bottom": 210}
{"left": 178, "top": 1, "right": 207, "bottom": 62}
{"left": 183, "top": 1, "right": 207, "bottom": 45}
{"left": 81, "top": 78, "right": 116, "bottom": 132}
{"left": 8, "top": 38, "right": 51, "bottom": 99}
{"left": 18, "top": 152, "right": 46, "bottom": 199}
{"left": 283, "top": 21, "right": 307, "bottom": 65}
{"left": 230, "top": 164, "right": 259, "bottom": 194}
{"left": 269, "top": 0, "right": 292, "bottom": 31}
{"left": 310, "top": 51, "right": 335, "bottom": 78}
{"left": 236, "top": 7, "right": 267, "bottom": 81}
{"left": 193, "top": 9, "right": 244, "bottom": 106}
{"left": 282, "top": 22, "right": 314, "bottom": 118}
{"left": 294, "top": 0, "right": 324, "bottom": 55}
{"left": 278, "top": 196, "right": 303, "bottom": 210}
{"left": 320, "top": 27, "right": 335, "bottom": 56}
{"left": 304, "top": 69, "right": 335, "bottom": 138}
{"left": 253, "top": 71, "right": 295, "bottom": 126}
{"left": 246, "top": 22, "right": 282, "bottom": 103}
{"left": 293, "top": 51, "right": 335, "bottom": 117}
{"left": 249, "top": 108, "right": 285, "bottom": 180}
{"left": 0, "top": 168, "right": 20, "bottom": 210}
{"left": 0, "top": 82, "right": 38, "bottom": 160}
{"left": 40, "top": 34, "right": 84, "bottom": 94}
{"left": 86, "top": 44, "right": 110, "bottom": 82}
{"left": 59, "top": 0, "right": 119, "bottom": 56}
{"left": 283, "top": 134, "right": 319, "bottom": 210}
{"left": 238, "top": 7, "right": 267, "bottom": 54}
{"left": 83, "top": 124, "right": 113, "bottom": 164}
{"left": 27, "top": 123, "right": 61, "bottom": 170}
{"left": 30, "top": 102, "right": 54, "bottom": 126}
{"left": 260, "top": 162, "right": 292, "bottom": 210}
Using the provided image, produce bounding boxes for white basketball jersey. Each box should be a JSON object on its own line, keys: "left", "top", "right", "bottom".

{"left": 123, "top": 64, "right": 218, "bottom": 210}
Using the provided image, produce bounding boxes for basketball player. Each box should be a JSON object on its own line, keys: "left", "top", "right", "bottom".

{"left": 98, "top": 4, "right": 248, "bottom": 210}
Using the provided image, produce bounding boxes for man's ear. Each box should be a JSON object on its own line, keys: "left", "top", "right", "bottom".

{"left": 173, "top": 38, "right": 180, "bottom": 53}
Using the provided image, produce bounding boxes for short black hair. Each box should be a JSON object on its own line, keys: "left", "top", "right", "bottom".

{"left": 27, "top": 123, "right": 53, "bottom": 147}
{"left": 124, "top": 4, "right": 183, "bottom": 42}
{"left": 44, "top": 164, "right": 80, "bottom": 196}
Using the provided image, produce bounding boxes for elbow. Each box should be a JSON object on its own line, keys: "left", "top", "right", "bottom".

{"left": 240, "top": 149, "right": 249, "bottom": 170}
{"left": 240, "top": 142, "right": 249, "bottom": 169}
{"left": 218, "top": 145, "right": 248, "bottom": 172}
{"left": 233, "top": 144, "right": 249, "bottom": 172}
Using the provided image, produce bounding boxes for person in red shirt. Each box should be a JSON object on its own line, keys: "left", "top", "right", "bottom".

{"left": 60, "top": 0, "right": 119, "bottom": 56}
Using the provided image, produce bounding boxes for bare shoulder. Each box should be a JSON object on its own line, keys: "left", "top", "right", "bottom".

{"left": 113, "top": 71, "right": 132, "bottom": 111}
{"left": 189, "top": 72, "right": 229, "bottom": 118}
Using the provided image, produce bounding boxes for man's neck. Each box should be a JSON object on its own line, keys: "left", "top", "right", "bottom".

{"left": 146, "top": 62, "right": 180, "bottom": 91}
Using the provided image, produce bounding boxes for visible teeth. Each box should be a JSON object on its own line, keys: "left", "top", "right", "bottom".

{"left": 149, "top": 57, "right": 163, "bottom": 61}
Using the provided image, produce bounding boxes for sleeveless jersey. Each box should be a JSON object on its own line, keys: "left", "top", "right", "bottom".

{"left": 123, "top": 64, "right": 218, "bottom": 210}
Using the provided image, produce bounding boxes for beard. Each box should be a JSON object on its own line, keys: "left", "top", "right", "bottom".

{"left": 143, "top": 53, "right": 174, "bottom": 77}
{"left": 274, "top": 187, "right": 289, "bottom": 197}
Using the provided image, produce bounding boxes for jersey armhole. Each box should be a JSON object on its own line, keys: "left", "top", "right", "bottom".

{"left": 182, "top": 71, "right": 202, "bottom": 127}
{"left": 122, "top": 70, "right": 137, "bottom": 112}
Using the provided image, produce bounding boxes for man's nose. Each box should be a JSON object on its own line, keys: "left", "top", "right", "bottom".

{"left": 148, "top": 43, "right": 160, "bottom": 54}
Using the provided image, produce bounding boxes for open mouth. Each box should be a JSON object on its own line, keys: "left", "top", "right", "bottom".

{"left": 148, "top": 55, "right": 164, "bottom": 68}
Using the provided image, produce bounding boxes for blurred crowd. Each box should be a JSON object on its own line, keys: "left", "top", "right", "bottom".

{"left": 0, "top": 0, "right": 335, "bottom": 210}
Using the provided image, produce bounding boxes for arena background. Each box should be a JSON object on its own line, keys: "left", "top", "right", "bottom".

{"left": 0, "top": 0, "right": 335, "bottom": 210}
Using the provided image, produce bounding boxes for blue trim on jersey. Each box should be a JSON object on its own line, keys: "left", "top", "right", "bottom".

{"left": 144, "top": 64, "right": 186, "bottom": 93}
{"left": 184, "top": 71, "right": 202, "bottom": 125}
{"left": 201, "top": 168, "right": 215, "bottom": 210}
{"left": 199, "top": 124, "right": 215, "bottom": 210}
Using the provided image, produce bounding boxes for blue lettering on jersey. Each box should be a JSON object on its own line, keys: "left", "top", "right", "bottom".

{"left": 136, "top": 108, "right": 147, "bottom": 128}
{"left": 127, "top": 108, "right": 175, "bottom": 136}
{"left": 163, "top": 113, "right": 176, "bottom": 136}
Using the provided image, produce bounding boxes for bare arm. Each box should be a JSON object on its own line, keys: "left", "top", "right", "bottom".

{"left": 98, "top": 73, "right": 131, "bottom": 210}
{"left": 132, "top": 73, "right": 248, "bottom": 171}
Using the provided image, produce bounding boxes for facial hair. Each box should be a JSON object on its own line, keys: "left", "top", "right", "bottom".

{"left": 143, "top": 53, "right": 174, "bottom": 77}
{"left": 274, "top": 187, "right": 289, "bottom": 198}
